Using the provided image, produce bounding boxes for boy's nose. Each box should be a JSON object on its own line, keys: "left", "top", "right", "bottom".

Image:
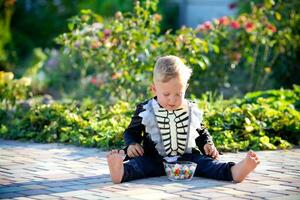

{"left": 168, "top": 97, "right": 176, "bottom": 104}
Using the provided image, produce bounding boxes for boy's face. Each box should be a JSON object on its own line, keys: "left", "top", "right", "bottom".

{"left": 151, "top": 77, "right": 188, "bottom": 111}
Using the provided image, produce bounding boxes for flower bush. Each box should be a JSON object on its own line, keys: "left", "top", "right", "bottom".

{"left": 45, "top": 0, "right": 299, "bottom": 102}
{"left": 195, "top": 0, "right": 300, "bottom": 96}
{"left": 54, "top": 0, "right": 215, "bottom": 103}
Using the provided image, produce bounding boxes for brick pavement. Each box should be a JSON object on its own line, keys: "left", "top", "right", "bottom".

{"left": 0, "top": 139, "right": 300, "bottom": 200}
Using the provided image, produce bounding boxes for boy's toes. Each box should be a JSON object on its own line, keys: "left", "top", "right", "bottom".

{"left": 106, "top": 151, "right": 113, "bottom": 158}
{"left": 256, "top": 159, "right": 261, "bottom": 164}
{"left": 247, "top": 150, "right": 254, "bottom": 156}
{"left": 111, "top": 149, "right": 118, "bottom": 154}
{"left": 119, "top": 150, "right": 125, "bottom": 156}
{"left": 246, "top": 151, "right": 252, "bottom": 159}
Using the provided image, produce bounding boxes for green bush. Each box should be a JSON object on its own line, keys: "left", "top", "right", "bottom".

{"left": 1, "top": 85, "right": 299, "bottom": 151}
{"left": 201, "top": 85, "right": 300, "bottom": 152}
{"left": 0, "top": 99, "right": 131, "bottom": 149}
{"left": 0, "top": 71, "right": 31, "bottom": 108}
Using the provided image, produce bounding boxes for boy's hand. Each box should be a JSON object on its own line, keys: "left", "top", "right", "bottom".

{"left": 204, "top": 143, "right": 219, "bottom": 159}
{"left": 127, "top": 143, "right": 144, "bottom": 158}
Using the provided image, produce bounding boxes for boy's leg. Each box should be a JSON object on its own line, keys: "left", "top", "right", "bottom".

{"left": 107, "top": 150, "right": 165, "bottom": 183}
{"left": 180, "top": 153, "right": 235, "bottom": 181}
{"left": 122, "top": 155, "right": 165, "bottom": 183}
{"left": 230, "top": 150, "right": 260, "bottom": 182}
{"left": 181, "top": 150, "right": 260, "bottom": 182}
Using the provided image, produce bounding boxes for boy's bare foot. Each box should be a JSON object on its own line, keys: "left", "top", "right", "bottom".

{"left": 106, "top": 149, "right": 125, "bottom": 184}
{"left": 231, "top": 150, "right": 260, "bottom": 183}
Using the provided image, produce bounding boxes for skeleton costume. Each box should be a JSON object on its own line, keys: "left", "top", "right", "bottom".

{"left": 121, "top": 97, "right": 235, "bottom": 183}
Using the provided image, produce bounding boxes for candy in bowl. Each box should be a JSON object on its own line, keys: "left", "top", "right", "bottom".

{"left": 163, "top": 161, "right": 197, "bottom": 181}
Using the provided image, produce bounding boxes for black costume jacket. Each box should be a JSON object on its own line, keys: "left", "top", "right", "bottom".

{"left": 123, "top": 98, "right": 214, "bottom": 161}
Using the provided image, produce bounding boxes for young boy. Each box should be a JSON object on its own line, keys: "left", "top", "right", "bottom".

{"left": 107, "top": 55, "right": 260, "bottom": 184}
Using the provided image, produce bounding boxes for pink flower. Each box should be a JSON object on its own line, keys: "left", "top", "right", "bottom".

{"left": 90, "top": 77, "right": 98, "bottom": 85}
{"left": 230, "top": 21, "right": 240, "bottom": 29}
{"left": 245, "top": 22, "right": 255, "bottom": 33}
{"left": 196, "top": 21, "right": 213, "bottom": 32}
{"left": 103, "top": 29, "right": 112, "bottom": 39}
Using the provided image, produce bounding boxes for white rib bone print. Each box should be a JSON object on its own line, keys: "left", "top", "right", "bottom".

{"left": 154, "top": 107, "right": 189, "bottom": 156}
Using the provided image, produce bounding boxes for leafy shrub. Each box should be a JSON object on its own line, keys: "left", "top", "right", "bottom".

{"left": 1, "top": 86, "right": 299, "bottom": 151}
{"left": 202, "top": 85, "right": 300, "bottom": 152}
{"left": 0, "top": 99, "right": 131, "bottom": 149}
{"left": 0, "top": 71, "right": 31, "bottom": 108}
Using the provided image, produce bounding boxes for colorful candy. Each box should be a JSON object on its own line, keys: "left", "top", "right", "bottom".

{"left": 163, "top": 161, "right": 197, "bottom": 181}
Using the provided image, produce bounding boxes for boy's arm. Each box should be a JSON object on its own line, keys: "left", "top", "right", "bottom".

{"left": 123, "top": 103, "right": 145, "bottom": 146}
{"left": 195, "top": 124, "right": 214, "bottom": 155}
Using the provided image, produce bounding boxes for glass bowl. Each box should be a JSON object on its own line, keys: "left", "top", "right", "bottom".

{"left": 163, "top": 161, "right": 197, "bottom": 181}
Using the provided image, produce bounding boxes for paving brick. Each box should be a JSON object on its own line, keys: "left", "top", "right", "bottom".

{"left": 271, "top": 195, "right": 300, "bottom": 200}
{"left": 0, "top": 186, "right": 28, "bottom": 193}
{"left": 216, "top": 187, "right": 251, "bottom": 196}
{"left": 133, "top": 192, "right": 180, "bottom": 200}
{"left": 175, "top": 191, "right": 209, "bottom": 200}
{"left": 18, "top": 189, "right": 52, "bottom": 196}
{"left": 212, "top": 197, "right": 249, "bottom": 200}
{"left": 9, "top": 197, "right": 35, "bottom": 200}
{"left": 0, "top": 192, "right": 25, "bottom": 199}
{"left": 29, "top": 194, "right": 61, "bottom": 200}
{"left": 251, "top": 191, "right": 289, "bottom": 198}
{"left": 45, "top": 187, "right": 74, "bottom": 193}
{"left": 22, "top": 185, "right": 48, "bottom": 190}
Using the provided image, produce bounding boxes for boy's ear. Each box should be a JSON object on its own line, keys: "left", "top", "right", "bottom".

{"left": 150, "top": 83, "right": 156, "bottom": 94}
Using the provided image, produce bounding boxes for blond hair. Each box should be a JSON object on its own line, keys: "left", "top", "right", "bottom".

{"left": 153, "top": 55, "right": 192, "bottom": 83}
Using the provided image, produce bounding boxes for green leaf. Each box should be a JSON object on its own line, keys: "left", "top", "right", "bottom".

{"left": 198, "top": 60, "right": 206, "bottom": 70}
{"left": 68, "top": 23, "right": 74, "bottom": 31}
{"left": 275, "top": 12, "right": 282, "bottom": 21}
{"left": 212, "top": 45, "right": 220, "bottom": 54}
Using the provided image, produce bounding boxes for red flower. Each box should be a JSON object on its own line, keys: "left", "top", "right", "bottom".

{"left": 219, "top": 16, "right": 230, "bottom": 26}
{"left": 266, "top": 24, "right": 276, "bottom": 33}
{"left": 245, "top": 22, "right": 255, "bottom": 33}
{"left": 230, "top": 21, "right": 240, "bottom": 29}
{"left": 203, "top": 21, "right": 213, "bottom": 30}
